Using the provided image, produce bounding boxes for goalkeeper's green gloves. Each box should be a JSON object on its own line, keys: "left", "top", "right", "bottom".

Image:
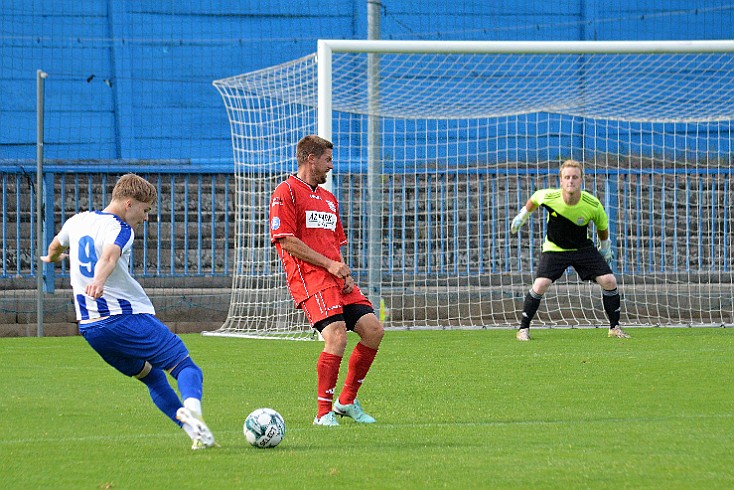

{"left": 510, "top": 207, "right": 530, "bottom": 233}
{"left": 598, "top": 239, "right": 613, "bottom": 263}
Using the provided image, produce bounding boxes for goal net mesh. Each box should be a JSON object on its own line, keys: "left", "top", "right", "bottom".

{"left": 210, "top": 45, "right": 734, "bottom": 339}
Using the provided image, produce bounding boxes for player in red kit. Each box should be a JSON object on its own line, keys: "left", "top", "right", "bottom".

{"left": 270, "top": 135, "right": 384, "bottom": 426}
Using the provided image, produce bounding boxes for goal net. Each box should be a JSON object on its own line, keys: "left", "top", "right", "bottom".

{"left": 208, "top": 40, "right": 734, "bottom": 339}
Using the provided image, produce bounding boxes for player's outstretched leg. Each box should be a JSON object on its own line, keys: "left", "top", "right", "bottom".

{"left": 171, "top": 357, "right": 217, "bottom": 449}
{"left": 176, "top": 407, "right": 216, "bottom": 450}
{"left": 137, "top": 364, "right": 184, "bottom": 423}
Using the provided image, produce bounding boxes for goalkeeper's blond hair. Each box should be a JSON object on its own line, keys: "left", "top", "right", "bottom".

{"left": 560, "top": 159, "right": 583, "bottom": 178}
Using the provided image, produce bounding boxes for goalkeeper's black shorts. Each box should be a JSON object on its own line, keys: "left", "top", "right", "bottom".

{"left": 535, "top": 247, "right": 613, "bottom": 282}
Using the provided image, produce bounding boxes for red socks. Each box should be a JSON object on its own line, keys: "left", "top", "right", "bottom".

{"left": 338, "top": 342, "right": 378, "bottom": 406}
{"left": 316, "top": 343, "right": 379, "bottom": 417}
{"left": 316, "top": 351, "right": 342, "bottom": 418}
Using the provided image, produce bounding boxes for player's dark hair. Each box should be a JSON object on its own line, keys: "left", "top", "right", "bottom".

{"left": 296, "top": 135, "right": 333, "bottom": 166}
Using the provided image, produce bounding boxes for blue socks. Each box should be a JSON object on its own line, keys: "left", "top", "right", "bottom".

{"left": 139, "top": 357, "right": 204, "bottom": 425}
{"left": 140, "top": 368, "right": 183, "bottom": 424}
{"left": 171, "top": 357, "right": 203, "bottom": 402}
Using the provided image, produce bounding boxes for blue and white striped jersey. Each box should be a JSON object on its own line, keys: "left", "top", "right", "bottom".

{"left": 55, "top": 211, "right": 155, "bottom": 321}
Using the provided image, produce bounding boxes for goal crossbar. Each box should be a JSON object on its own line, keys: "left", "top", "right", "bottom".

{"left": 318, "top": 39, "right": 734, "bottom": 55}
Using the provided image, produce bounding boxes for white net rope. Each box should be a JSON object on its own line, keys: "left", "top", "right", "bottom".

{"left": 208, "top": 56, "right": 319, "bottom": 339}
{"left": 330, "top": 51, "right": 734, "bottom": 122}
{"left": 210, "top": 47, "right": 734, "bottom": 338}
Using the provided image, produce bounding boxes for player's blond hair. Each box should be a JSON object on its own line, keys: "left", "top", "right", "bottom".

{"left": 296, "top": 135, "right": 333, "bottom": 166}
{"left": 112, "top": 173, "right": 157, "bottom": 205}
{"left": 560, "top": 159, "right": 583, "bottom": 178}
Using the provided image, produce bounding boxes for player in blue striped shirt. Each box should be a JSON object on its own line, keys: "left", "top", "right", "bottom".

{"left": 41, "top": 173, "right": 216, "bottom": 449}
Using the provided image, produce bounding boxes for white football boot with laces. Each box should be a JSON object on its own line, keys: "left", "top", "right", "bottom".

{"left": 176, "top": 407, "right": 217, "bottom": 450}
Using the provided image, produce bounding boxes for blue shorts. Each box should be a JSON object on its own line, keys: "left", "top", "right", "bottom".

{"left": 79, "top": 313, "right": 189, "bottom": 377}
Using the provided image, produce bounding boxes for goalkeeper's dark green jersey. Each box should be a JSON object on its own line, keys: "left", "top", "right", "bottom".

{"left": 530, "top": 188, "right": 609, "bottom": 252}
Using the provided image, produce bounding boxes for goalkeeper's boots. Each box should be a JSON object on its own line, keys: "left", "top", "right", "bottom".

{"left": 516, "top": 328, "right": 531, "bottom": 341}
{"left": 334, "top": 399, "right": 376, "bottom": 424}
{"left": 176, "top": 407, "right": 217, "bottom": 450}
{"left": 313, "top": 411, "right": 340, "bottom": 426}
{"left": 608, "top": 326, "right": 631, "bottom": 339}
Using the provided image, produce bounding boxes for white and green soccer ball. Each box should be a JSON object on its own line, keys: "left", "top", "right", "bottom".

{"left": 243, "top": 408, "right": 286, "bottom": 448}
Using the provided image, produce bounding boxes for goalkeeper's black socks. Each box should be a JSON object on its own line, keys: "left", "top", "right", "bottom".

{"left": 602, "top": 288, "right": 621, "bottom": 328}
{"left": 521, "top": 289, "right": 543, "bottom": 329}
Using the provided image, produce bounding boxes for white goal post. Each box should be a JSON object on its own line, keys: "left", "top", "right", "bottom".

{"left": 208, "top": 39, "right": 734, "bottom": 340}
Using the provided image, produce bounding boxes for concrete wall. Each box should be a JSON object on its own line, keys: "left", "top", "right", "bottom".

{"left": 2, "top": 1, "right": 732, "bottom": 163}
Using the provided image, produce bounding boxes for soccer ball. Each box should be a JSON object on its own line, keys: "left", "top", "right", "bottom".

{"left": 243, "top": 408, "right": 286, "bottom": 448}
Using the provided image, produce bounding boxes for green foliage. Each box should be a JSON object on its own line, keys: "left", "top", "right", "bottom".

{"left": 2, "top": 328, "right": 733, "bottom": 489}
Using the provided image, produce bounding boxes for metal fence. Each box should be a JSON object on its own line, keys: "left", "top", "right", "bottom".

{"left": 1, "top": 161, "right": 235, "bottom": 290}
{"left": 4, "top": 163, "right": 733, "bottom": 286}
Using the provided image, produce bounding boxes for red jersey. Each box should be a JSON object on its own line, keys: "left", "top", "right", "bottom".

{"left": 270, "top": 175, "right": 347, "bottom": 305}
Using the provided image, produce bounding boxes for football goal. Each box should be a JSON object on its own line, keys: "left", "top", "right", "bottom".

{"left": 208, "top": 39, "right": 734, "bottom": 340}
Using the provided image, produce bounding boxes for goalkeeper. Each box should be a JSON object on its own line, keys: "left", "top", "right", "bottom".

{"left": 510, "top": 159, "right": 629, "bottom": 341}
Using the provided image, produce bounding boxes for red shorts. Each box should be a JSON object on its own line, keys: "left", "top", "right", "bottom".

{"left": 299, "top": 284, "right": 372, "bottom": 327}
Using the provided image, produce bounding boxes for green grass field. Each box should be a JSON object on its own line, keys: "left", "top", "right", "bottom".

{"left": 2, "top": 328, "right": 733, "bottom": 489}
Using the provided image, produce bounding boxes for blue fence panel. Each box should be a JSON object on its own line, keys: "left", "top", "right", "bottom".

{"left": 0, "top": 162, "right": 234, "bottom": 287}
{"left": 2, "top": 163, "right": 732, "bottom": 288}
{"left": 331, "top": 166, "right": 734, "bottom": 281}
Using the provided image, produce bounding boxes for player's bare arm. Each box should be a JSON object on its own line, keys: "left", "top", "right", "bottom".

{"left": 40, "top": 237, "right": 69, "bottom": 263}
{"left": 524, "top": 198, "right": 539, "bottom": 213}
{"left": 277, "top": 235, "right": 351, "bottom": 280}
{"left": 338, "top": 251, "right": 355, "bottom": 293}
{"left": 85, "top": 243, "right": 122, "bottom": 299}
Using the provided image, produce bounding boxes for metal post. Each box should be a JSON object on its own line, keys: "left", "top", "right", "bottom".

{"left": 366, "top": 0, "right": 382, "bottom": 318}
{"left": 36, "top": 69, "right": 47, "bottom": 337}
{"left": 317, "top": 41, "right": 333, "bottom": 192}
